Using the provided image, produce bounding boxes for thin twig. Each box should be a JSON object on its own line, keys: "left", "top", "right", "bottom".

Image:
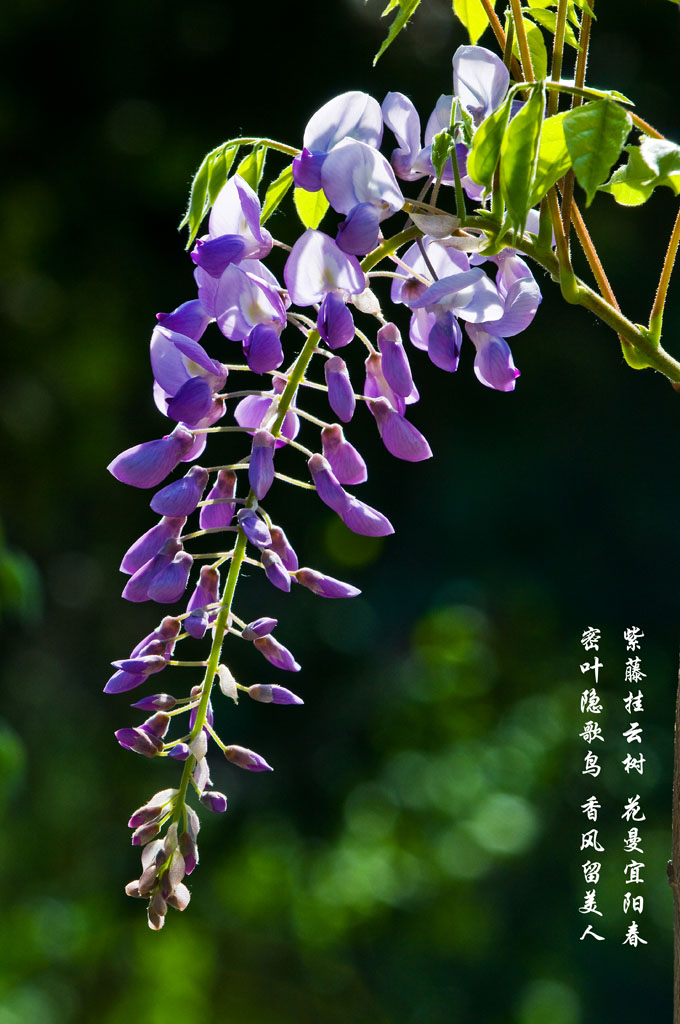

{"left": 548, "top": 0, "right": 569, "bottom": 118}
{"left": 649, "top": 204, "right": 680, "bottom": 340}
{"left": 509, "top": 0, "right": 534, "bottom": 82}
{"left": 561, "top": 0, "right": 594, "bottom": 239}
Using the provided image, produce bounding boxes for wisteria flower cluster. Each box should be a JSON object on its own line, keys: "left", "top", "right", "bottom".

{"left": 107, "top": 6, "right": 680, "bottom": 925}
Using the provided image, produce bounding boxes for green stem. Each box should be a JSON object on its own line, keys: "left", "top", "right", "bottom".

{"left": 548, "top": 0, "right": 568, "bottom": 118}
{"left": 509, "top": 0, "right": 534, "bottom": 82}
{"left": 561, "top": 0, "right": 594, "bottom": 239}
{"left": 649, "top": 204, "right": 680, "bottom": 342}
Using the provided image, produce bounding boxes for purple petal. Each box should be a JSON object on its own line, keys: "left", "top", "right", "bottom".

{"left": 191, "top": 234, "right": 247, "bottom": 277}
{"left": 156, "top": 300, "right": 211, "bottom": 341}
{"left": 317, "top": 292, "right": 355, "bottom": 349}
{"left": 248, "top": 430, "right": 276, "bottom": 499}
{"left": 427, "top": 311, "right": 462, "bottom": 372}
{"left": 372, "top": 397, "right": 433, "bottom": 461}
{"left": 120, "top": 516, "right": 186, "bottom": 575}
{"left": 146, "top": 551, "right": 194, "bottom": 604}
{"left": 131, "top": 693, "right": 177, "bottom": 711}
{"left": 104, "top": 669, "right": 150, "bottom": 694}
{"left": 453, "top": 44, "right": 510, "bottom": 124}
{"left": 292, "top": 147, "right": 325, "bottom": 191}
{"left": 321, "top": 139, "right": 403, "bottom": 216}
{"left": 325, "top": 357, "right": 356, "bottom": 423}
{"left": 294, "top": 567, "right": 361, "bottom": 599}
{"left": 382, "top": 91, "right": 425, "bottom": 181}
{"left": 269, "top": 526, "right": 298, "bottom": 571}
{"left": 130, "top": 615, "right": 181, "bottom": 659}
{"left": 245, "top": 324, "right": 284, "bottom": 374}
{"left": 321, "top": 424, "right": 367, "bottom": 485}
{"left": 208, "top": 175, "right": 272, "bottom": 260}
{"left": 335, "top": 203, "right": 381, "bottom": 255}
{"left": 122, "top": 539, "right": 182, "bottom": 603}
{"left": 166, "top": 377, "right": 214, "bottom": 426}
{"left": 115, "top": 727, "right": 162, "bottom": 757}
{"left": 150, "top": 466, "right": 209, "bottom": 517}
{"left": 108, "top": 425, "right": 195, "bottom": 489}
{"left": 284, "top": 229, "right": 365, "bottom": 306}
{"left": 199, "top": 469, "right": 237, "bottom": 531}
{"left": 308, "top": 454, "right": 349, "bottom": 514}
{"left": 377, "top": 322, "right": 414, "bottom": 396}
{"left": 185, "top": 565, "right": 220, "bottom": 639}
{"left": 341, "top": 495, "right": 394, "bottom": 537}
{"left": 248, "top": 684, "right": 303, "bottom": 705}
{"left": 253, "top": 635, "right": 301, "bottom": 672}
{"left": 237, "top": 507, "right": 272, "bottom": 549}
{"left": 467, "top": 326, "right": 520, "bottom": 391}
{"left": 410, "top": 269, "right": 504, "bottom": 323}
{"left": 262, "top": 549, "right": 292, "bottom": 592}
{"left": 224, "top": 744, "right": 273, "bottom": 772}
{"left": 302, "top": 91, "right": 383, "bottom": 154}
{"left": 242, "top": 616, "right": 278, "bottom": 640}
{"left": 199, "top": 790, "right": 228, "bottom": 814}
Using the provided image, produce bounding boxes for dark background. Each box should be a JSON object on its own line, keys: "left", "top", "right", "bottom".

{"left": 1, "top": 1, "right": 679, "bottom": 1021}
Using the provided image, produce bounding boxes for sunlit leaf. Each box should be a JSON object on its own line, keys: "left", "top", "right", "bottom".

{"left": 179, "top": 142, "right": 239, "bottom": 246}
{"left": 512, "top": 16, "right": 548, "bottom": 79}
{"left": 294, "top": 187, "right": 329, "bottom": 229}
{"left": 452, "top": 0, "right": 492, "bottom": 44}
{"left": 431, "top": 130, "right": 456, "bottom": 180}
{"left": 563, "top": 98, "right": 631, "bottom": 205}
{"left": 467, "top": 98, "right": 512, "bottom": 192}
{"left": 528, "top": 112, "right": 572, "bottom": 207}
{"left": 639, "top": 136, "right": 680, "bottom": 193}
{"left": 374, "top": 0, "right": 422, "bottom": 64}
{"left": 599, "top": 146, "right": 656, "bottom": 206}
{"left": 500, "top": 85, "right": 545, "bottom": 233}
{"left": 261, "top": 165, "right": 294, "bottom": 223}
{"left": 237, "top": 145, "right": 267, "bottom": 191}
{"left": 524, "top": 7, "right": 580, "bottom": 47}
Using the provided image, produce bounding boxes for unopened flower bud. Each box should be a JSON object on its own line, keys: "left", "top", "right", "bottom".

{"left": 248, "top": 684, "right": 303, "bottom": 705}
{"left": 225, "top": 744, "right": 274, "bottom": 772}
{"left": 200, "top": 790, "right": 228, "bottom": 813}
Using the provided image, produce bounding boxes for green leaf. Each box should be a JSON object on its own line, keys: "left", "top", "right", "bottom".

{"left": 524, "top": 7, "right": 580, "bottom": 47}
{"left": 179, "top": 142, "right": 239, "bottom": 246}
{"left": 513, "top": 16, "right": 548, "bottom": 79}
{"left": 237, "top": 145, "right": 267, "bottom": 191}
{"left": 431, "top": 129, "right": 456, "bottom": 179}
{"left": 294, "top": 187, "right": 329, "bottom": 229}
{"left": 374, "top": 0, "right": 422, "bottom": 64}
{"left": 563, "top": 99, "right": 631, "bottom": 205}
{"left": 500, "top": 85, "right": 545, "bottom": 233}
{"left": 528, "top": 112, "right": 572, "bottom": 207}
{"left": 261, "top": 165, "right": 294, "bottom": 223}
{"left": 467, "top": 98, "right": 512, "bottom": 193}
{"left": 639, "top": 136, "right": 680, "bottom": 191}
{"left": 599, "top": 145, "right": 656, "bottom": 206}
{"left": 452, "top": 0, "right": 492, "bottom": 44}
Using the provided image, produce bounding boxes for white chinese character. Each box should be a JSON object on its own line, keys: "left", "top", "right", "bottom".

{"left": 581, "top": 829, "right": 604, "bottom": 852}
{"left": 580, "top": 924, "right": 605, "bottom": 941}
{"left": 623, "top": 722, "right": 643, "bottom": 744}
{"left": 624, "top": 828, "right": 644, "bottom": 853}
{"left": 623, "top": 627, "right": 644, "bottom": 652}
{"left": 623, "top": 690, "right": 644, "bottom": 714}
{"left": 625, "top": 658, "right": 646, "bottom": 684}
{"left": 622, "top": 753, "right": 645, "bottom": 775}
{"left": 580, "top": 720, "right": 605, "bottom": 743}
{"left": 623, "top": 893, "right": 644, "bottom": 914}
{"left": 624, "top": 860, "right": 645, "bottom": 885}
{"left": 583, "top": 861, "right": 602, "bottom": 884}
{"left": 581, "top": 658, "right": 603, "bottom": 683}
{"left": 581, "top": 688, "right": 603, "bottom": 714}
{"left": 581, "top": 627, "right": 601, "bottom": 651}
{"left": 622, "top": 795, "right": 646, "bottom": 822}
{"left": 581, "top": 795, "right": 601, "bottom": 821}
{"left": 622, "top": 921, "right": 647, "bottom": 946}
{"left": 583, "top": 751, "right": 601, "bottom": 778}
{"left": 579, "top": 890, "right": 602, "bottom": 916}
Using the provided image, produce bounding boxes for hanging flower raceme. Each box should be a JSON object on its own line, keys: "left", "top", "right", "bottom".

{"left": 106, "top": 39, "right": 545, "bottom": 929}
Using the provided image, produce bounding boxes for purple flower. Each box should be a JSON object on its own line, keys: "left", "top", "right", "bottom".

{"left": 453, "top": 44, "right": 510, "bottom": 126}
{"left": 120, "top": 516, "right": 186, "bottom": 575}
{"left": 122, "top": 539, "right": 193, "bottom": 604}
{"left": 242, "top": 616, "right": 278, "bottom": 641}
{"left": 364, "top": 352, "right": 418, "bottom": 415}
{"left": 115, "top": 726, "right": 163, "bottom": 757}
{"left": 317, "top": 291, "right": 356, "bottom": 348}
{"left": 130, "top": 616, "right": 181, "bottom": 658}
{"left": 199, "top": 790, "right": 228, "bottom": 814}
{"left": 381, "top": 91, "right": 432, "bottom": 182}
{"left": 321, "top": 139, "right": 404, "bottom": 219}
{"left": 465, "top": 327, "right": 520, "bottom": 391}
{"left": 247, "top": 684, "right": 303, "bottom": 705}
{"left": 377, "top": 322, "right": 414, "bottom": 397}
{"left": 156, "top": 299, "right": 211, "bottom": 341}
{"left": 341, "top": 495, "right": 394, "bottom": 537}
{"left": 199, "top": 469, "right": 237, "bottom": 531}
{"left": 224, "top": 744, "right": 274, "bottom": 772}
{"left": 150, "top": 326, "right": 227, "bottom": 427}
{"left": 293, "top": 91, "right": 383, "bottom": 191}
{"left": 269, "top": 526, "right": 298, "bottom": 571}
{"left": 234, "top": 376, "right": 299, "bottom": 446}
{"left": 253, "top": 634, "right": 301, "bottom": 672}
{"left": 244, "top": 324, "right": 284, "bottom": 374}
{"left": 192, "top": 174, "right": 272, "bottom": 273}
{"left": 131, "top": 693, "right": 177, "bottom": 711}
{"left": 262, "top": 549, "right": 292, "bottom": 592}
{"left": 185, "top": 565, "right": 220, "bottom": 639}
{"left": 308, "top": 453, "right": 350, "bottom": 515}
{"left": 321, "top": 424, "right": 367, "bottom": 485}
{"left": 108, "top": 425, "right": 195, "bottom": 489}
{"left": 284, "top": 229, "right": 365, "bottom": 307}
{"left": 237, "top": 507, "right": 272, "bottom": 549}
{"left": 150, "top": 466, "right": 209, "bottom": 517}
{"left": 248, "top": 430, "right": 276, "bottom": 499}
{"left": 324, "top": 357, "right": 356, "bottom": 422}
{"left": 200, "top": 262, "right": 286, "bottom": 344}
{"left": 371, "top": 397, "right": 433, "bottom": 462}
{"left": 294, "top": 567, "right": 361, "bottom": 599}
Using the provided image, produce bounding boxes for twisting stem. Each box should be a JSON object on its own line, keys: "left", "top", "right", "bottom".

{"left": 649, "top": 204, "right": 680, "bottom": 342}
{"left": 509, "top": 0, "right": 534, "bottom": 82}
{"left": 561, "top": 0, "right": 594, "bottom": 239}
{"left": 567, "top": 199, "right": 621, "bottom": 312}
{"left": 546, "top": 188, "right": 577, "bottom": 299}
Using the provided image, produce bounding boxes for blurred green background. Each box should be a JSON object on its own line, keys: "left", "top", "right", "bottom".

{"left": 1, "top": 1, "right": 679, "bottom": 1021}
